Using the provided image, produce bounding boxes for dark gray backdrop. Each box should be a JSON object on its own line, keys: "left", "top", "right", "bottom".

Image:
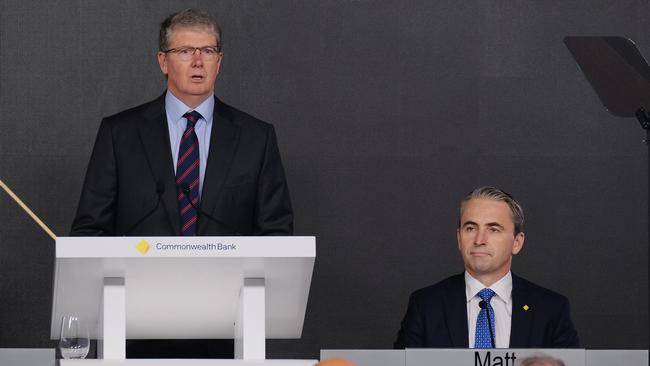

{"left": 0, "top": 0, "right": 647, "bottom": 359}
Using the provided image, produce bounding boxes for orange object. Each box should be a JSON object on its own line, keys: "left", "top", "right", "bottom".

{"left": 315, "top": 357, "right": 357, "bottom": 366}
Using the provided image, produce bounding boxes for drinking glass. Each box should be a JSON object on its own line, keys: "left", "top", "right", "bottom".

{"left": 59, "top": 315, "right": 90, "bottom": 359}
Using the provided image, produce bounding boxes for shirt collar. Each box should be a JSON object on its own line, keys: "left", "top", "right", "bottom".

{"left": 165, "top": 90, "right": 214, "bottom": 126}
{"left": 465, "top": 271, "right": 513, "bottom": 304}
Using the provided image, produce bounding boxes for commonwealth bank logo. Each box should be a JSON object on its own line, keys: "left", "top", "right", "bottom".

{"left": 135, "top": 239, "right": 151, "bottom": 254}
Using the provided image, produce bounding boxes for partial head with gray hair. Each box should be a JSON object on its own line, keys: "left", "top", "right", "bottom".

{"left": 459, "top": 186, "right": 524, "bottom": 235}
{"left": 518, "top": 355, "right": 565, "bottom": 366}
{"left": 159, "top": 8, "right": 222, "bottom": 52}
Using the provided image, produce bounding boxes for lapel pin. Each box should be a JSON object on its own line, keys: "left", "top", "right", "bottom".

{"left": 523, "top": 305, "right": 530, "bottom": 311}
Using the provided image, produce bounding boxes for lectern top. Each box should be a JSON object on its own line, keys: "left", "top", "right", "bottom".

{"left": 55, "top": 236, "right": 315, "bottom": 258}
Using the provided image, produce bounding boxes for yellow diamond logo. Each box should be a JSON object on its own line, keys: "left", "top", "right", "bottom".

{"left": 135, "top": 240, "right": 150, "bottom": 254}
{"left": 523, "top": 305, "right": 530, "bottom": 311}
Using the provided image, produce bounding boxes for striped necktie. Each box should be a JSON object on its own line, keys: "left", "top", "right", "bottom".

{"left": 176, "top": 111, "right": 201, "bottom": 236}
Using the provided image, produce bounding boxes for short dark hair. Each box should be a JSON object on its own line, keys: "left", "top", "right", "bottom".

{"left": 159, "top": 8, "right": 222, "bottom": 52}
{"left": 459, "top": 186, "right": 525, "bottom": 235}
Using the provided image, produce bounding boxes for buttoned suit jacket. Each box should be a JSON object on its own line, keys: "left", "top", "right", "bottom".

{"left": 394, "top": 273, "right": 580, "bottom": 349}
{"left": 70, "top": 93, "right": 293, "bottom": 236}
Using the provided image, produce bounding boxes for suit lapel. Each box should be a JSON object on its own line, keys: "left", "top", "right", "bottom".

{"left": 444, "top": 274, "right": 470, "bottom": 347}
{"left": 197, "top": 97, "right": 240, "bottom": 235}
{"left": 510, "top": 274, "right": 533, "bottom": 348}
{"left": 137, "top": 94, "right": 181, "bottom": 235}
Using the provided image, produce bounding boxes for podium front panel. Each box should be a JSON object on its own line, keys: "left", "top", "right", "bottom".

{"left": 51, "top": 236, "right": 315, "bottom": 340}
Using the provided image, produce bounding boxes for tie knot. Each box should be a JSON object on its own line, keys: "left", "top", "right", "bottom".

{"left": 478, "top": 288, "right": 495, "bottom": 303}
{"left": 183, "top": 111, "right": 202, "bottom": 127}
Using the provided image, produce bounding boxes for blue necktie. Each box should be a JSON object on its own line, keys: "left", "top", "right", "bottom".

{"left": 176, "top": 111, "right": 201, "bottom": 236}
{"left": 474, "top": 288, "right": 496, "bottom": 348}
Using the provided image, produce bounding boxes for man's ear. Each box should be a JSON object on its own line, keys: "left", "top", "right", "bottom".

{"left": 157, "top": 52, "right": 168, "bottom": 75}
{"left": 512, "top": 232, "right": 525, "bottom": 255}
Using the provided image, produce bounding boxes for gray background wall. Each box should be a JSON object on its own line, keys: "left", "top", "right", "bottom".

{"left": 0, "top": 0, "right": 647, "bottom": 359}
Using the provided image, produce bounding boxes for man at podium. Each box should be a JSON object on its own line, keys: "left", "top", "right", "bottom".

{"left": 394, "top": 186, "right": 579, "bottom": 349}
{"left": 70, "top": 8, "right": 293, "bottom": 237}
{"left": 68, "top": 8, "right": 293, "bottom": 359}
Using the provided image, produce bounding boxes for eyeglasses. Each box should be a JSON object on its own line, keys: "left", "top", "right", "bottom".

{"left": 162, "top": 46, "right": 221, "bottom": 61}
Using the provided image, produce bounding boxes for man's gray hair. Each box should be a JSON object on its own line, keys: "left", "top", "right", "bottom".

{"left": 459, "top": 186, "right": 525, "bottom": 235}
{"left": 518, "top": 354, "right": 565, "bottom": 366}
{"left": 159, "top": 8, "right": 222, "bottom": 52}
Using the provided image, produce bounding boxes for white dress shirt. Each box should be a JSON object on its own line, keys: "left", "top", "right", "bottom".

{"left": 466, "top": 271, "right": 513, "bottom": 348}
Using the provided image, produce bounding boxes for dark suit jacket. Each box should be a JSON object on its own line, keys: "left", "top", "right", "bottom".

{"left": 70, "top": 93, "right": 293, "bottom": 236}
{"left": 394, "top": 273, "right": 580, "bottom": 349}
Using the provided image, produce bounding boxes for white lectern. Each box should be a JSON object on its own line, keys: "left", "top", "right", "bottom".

{"left": 51, "top": 236, "right": 316, "bottom": 365}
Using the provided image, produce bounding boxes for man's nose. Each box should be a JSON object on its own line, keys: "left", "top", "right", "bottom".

{"left": 474, "top": 228, "right": 488, "bottom": 245}
{"left": 190, "top": 49, "right": 204, "bottom": 65}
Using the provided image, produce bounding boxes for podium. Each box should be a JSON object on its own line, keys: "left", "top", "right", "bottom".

{"left": 50, "top": 236, "right": 316, "bottom": 365}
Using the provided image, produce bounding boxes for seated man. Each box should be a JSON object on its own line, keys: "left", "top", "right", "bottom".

{"left": 394, "top": 187, "right": 579, "bottom": 349}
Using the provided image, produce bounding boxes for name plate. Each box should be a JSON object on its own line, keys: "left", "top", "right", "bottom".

{"left": 406, "top": 349, "right": 585, "bottom": 366}
{"left": 321, "top": 349, "right": 599, "bottom": 366}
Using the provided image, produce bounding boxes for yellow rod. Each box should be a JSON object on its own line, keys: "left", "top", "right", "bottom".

{"left": 0, "top": 179, "right": 57, "bottom": 241}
